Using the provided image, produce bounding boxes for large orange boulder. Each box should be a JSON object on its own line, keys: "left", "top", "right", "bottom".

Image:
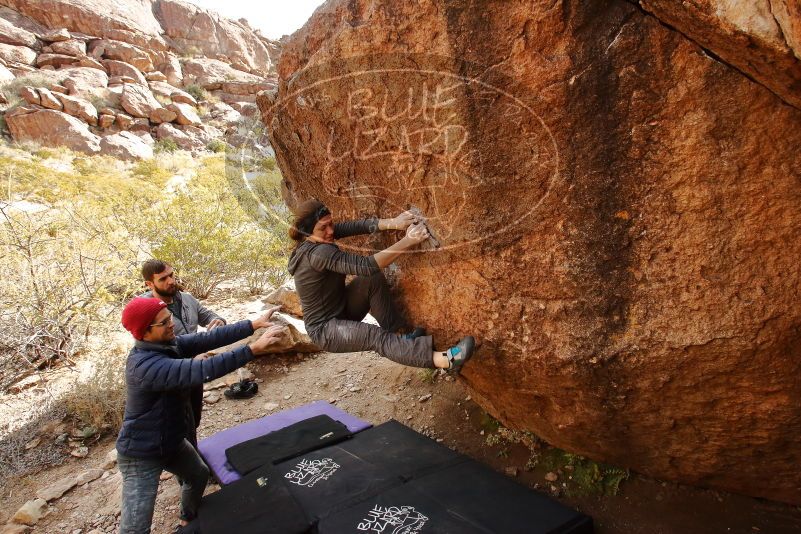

{"left": 635, "top": 0, "right": 801, "bottom": 110}
{"left": 258, "top": 0, "right": 801, "bottom": 504}
{"left": 6, "top": 108, "right": 100, "bottom": 153}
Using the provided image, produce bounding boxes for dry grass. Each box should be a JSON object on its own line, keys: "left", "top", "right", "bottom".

{"left": 63, "top": 345, "right": 127, "bottom": 434}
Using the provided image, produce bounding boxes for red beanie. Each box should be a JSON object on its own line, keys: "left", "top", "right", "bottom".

{"left": 121, "top": 297, "right": 168, "bottom": 340}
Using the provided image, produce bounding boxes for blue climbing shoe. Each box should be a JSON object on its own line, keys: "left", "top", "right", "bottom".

{"left": 402, "top": 327, "right": 427, "bottom": 340}
{"left": 445, "top": 336, "right": 475, "bottom": 372}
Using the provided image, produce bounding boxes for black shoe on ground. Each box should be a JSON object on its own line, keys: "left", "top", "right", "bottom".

{"left": 224, "top": 379, "right": 258, "bottom": 400}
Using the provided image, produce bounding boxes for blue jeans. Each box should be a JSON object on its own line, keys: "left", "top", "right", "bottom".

{"left": 118, "top": 439, "right": 209, "bottom": 534}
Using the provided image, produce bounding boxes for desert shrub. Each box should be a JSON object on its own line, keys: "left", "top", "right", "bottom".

{"left": 137, "top": 155, "right": 289, "bottom": 298}
{"left": 155, "top": 138, "right": 179, "bottom": 154}
{"left": 0, "top": 400, "right": 67, "bottom": 485}
{"left": 87, "top": 90, "right": 120, "bottom": 112}
{"left": 0, "top": 73, "right": 52, "bottom": 108}
{"left": 260, "top": 156, "right": 277, "bottom": 171}
{"left": 181, "top": 45, "right": 203, "bottom": 58}
{"left": 234, "top": 235, "right": 288, "bottom": 295}
{"left": 130, "top": 158, "right": 173, "bottom": 185}
{"left": 207, "top": 138, "right": 227, "bottom": 153}
{"left": 33, "top": 147, "right": 57, "bottom": 160}
{"left": 63, "top": 345, "right": 126, "bottom": 433}
{"left": 0, "top": 146, "right": 290, "bottom": 396}
{"left": 184, "top": 84, "right": 208, "bottom": 102}
{"left": 0, "top": 203, "right": 139, "bottom": 390}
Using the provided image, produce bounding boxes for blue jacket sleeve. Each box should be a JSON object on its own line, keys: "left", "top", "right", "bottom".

{"left": 130, "top": 345, "right": 254, "bottom": 391}
{"left": 333, "top": 218, "right": 378, "bottom": 239}
{"left": 175, "top": 320, "right": 254, "bottom": 358}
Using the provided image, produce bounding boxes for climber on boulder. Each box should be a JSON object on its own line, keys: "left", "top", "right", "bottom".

{"left": 287, "top": 199, "right": 475, "bottom": 371}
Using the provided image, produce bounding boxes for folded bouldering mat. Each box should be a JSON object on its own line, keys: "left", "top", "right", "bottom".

{"left": 226, "top": 414, "right": 352, "bottom": 475}
{"left": 197, "top": 400, "right": 372, "bottom": 485}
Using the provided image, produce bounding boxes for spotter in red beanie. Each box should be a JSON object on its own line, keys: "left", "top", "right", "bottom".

{"left": 121, "top": 297, "right": 168, "bottom": 340}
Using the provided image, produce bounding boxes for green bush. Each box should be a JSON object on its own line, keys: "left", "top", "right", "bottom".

{"left": 207, "top": 139, "right": 227, "bottom": 153}
{"left": 130, "top": 159, "right": 173, "bottom": 186}
{"left": 0, "top": 147, "right": 290, "bottom": 394}
{"left": 260, "top": 157, "right": 277, "bottom": 172}
{"left": 181, "top": 45, "right": 203, "bottom": 58}
{"left": 541, "top": 448, "right": 629, "bottom": 496}
{"left": 155, "top": 138, "right": 179, "bottom": 154}
{"left": 138, "top": 156, "right": 289, "bottom": 298}
{"left": 184, "top": 84, "right": 208, "bottom": 102}
{"left": 154, "top": 94, "right": 171, "bottom": 107}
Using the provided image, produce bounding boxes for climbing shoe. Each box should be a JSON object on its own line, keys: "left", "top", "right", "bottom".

{"left": 445, "top": 336, "right": 475, "bottom": 372}
{"left": 224, "top": 379, "right": 258, "bottom": 400}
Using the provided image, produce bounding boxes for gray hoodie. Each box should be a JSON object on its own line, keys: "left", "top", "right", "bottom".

{"left": 287, "top": 218, "right": 380, "bottom": 335}
{"left": 142, "top": 290, "right": 224, "bottom": 336}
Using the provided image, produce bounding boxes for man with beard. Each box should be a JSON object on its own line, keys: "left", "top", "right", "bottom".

{"left": 141, "top": 259, "right": 226, "bottom": 446}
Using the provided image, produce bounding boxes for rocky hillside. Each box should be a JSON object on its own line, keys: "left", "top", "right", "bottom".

{"left": 259, "top": 0, "right": 801, "bottom": 505}
{"left": 0, "top": 0, "right": 281, "bottom": 159}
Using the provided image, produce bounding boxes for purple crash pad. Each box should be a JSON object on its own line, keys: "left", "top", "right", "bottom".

{"left": 198, "top": 400, "right": 372, "bottom": 485}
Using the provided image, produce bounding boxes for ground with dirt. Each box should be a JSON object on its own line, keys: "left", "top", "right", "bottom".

{"left": 1, "top": 294, "right": 801, "bottom": 533}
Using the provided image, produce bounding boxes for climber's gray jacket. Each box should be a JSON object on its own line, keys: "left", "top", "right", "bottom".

{"left": 287, "top": 219, "right": 380, "bottom": 335}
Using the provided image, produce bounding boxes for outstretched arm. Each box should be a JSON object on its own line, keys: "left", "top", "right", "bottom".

{"left": 373, "top": 222, "right": 429, "bottom": 268}
{"left": 377, "top": 210, "right": 420, "bottom": 231}
{"left": 131, "top": 345, "right": 254, "bottom": 391}
{"left": 333, "top": 211, "right": 421, "bottom": 239}
{"left": 177, "top": 307, "right": 280, "bottom": 357}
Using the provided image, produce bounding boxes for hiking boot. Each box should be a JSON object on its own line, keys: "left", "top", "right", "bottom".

{"left": 445, "top": 336, "right": 475, "bottom": 372}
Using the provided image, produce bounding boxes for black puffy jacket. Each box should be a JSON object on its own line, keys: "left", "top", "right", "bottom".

{"left": 116, "top": 320, "right": 254, "bottom": 458}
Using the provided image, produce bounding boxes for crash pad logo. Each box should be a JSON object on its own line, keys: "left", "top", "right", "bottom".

{"left": 356, "top": 505, "right": 429, "bottom": 533}
{"left": 284, "top": 457, "right": 340, "bottom": 487}
{"left": 228, "top": 53, "right": 559, "bottom": 254}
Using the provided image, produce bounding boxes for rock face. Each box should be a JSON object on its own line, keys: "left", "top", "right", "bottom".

{"left": 260, "top": 0, "right": 801, "bottom": 505}
{"left": 181, "top": 58, "right": 263, "bottom": 88}
{"left": 0, "top": 42, "right": 37, "bottom": 64}
{"left": 0, "top": 0, "right": 165, "bottom": 42}
{"left": 55, "top": 92, "right": 98, "bottom": 125}
{"left": 6, "top": 108, "right": 100, "bottom": 153}
{"left": 0, "top": 0, "right": 282, "bottom": 159}
{"left": 59, "top": 66, "right": 109, "bottom": 94}
{"left": 119, "top": 82, "right": 161, "bottom": 118}
{"left": 0, "top": 15, "right": 39, "bottom": 47}
{"left": 99, "top": 130, "right": 153, "bottom": 160}
{"left": 104, "top": 59, "right": 147, "bottom": 85}
{"left": 10, "top": 498, "right": 46, "bottom": 525}
{"left": 635, "top": 0, "right": 801, "bottom": 110}
{"left": 153, "top": 0, "right": 275, "bottom": 75}
{"left": 167, "top": 101, "right": 200, "bottom": 125}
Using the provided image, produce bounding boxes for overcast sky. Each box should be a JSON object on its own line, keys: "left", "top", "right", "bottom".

{"left": 187, "top": 0, "right": 326, "bottom": 39}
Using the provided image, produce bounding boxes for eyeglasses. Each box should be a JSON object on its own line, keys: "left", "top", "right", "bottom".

{"left": 150, "top": 316, "right": 174, "bottom": 328}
